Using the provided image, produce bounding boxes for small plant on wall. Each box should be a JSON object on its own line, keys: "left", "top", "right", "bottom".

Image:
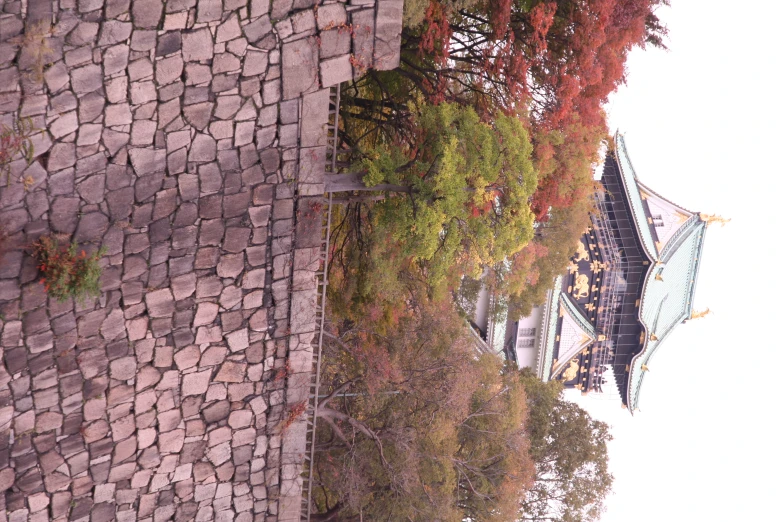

{"left": 1, "top": 118, "right": 36, "bottom": 186}
{"left": 12, "top": 21, "right": 56, "bottom": 83}
{"left": 32, "top": 236, "right": 106, "bottom": 302}
{"left": 0, "top": 225, "right": 9, "bottom": 264}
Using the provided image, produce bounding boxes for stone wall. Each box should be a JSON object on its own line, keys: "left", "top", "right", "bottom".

{"left": 0, "top": 0, "right": 402, "bottom": 521}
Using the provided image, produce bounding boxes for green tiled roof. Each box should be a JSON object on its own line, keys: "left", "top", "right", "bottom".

{"left": 627, "top": 218, "right": 708, "bottom": 412}
{"left": 560, "top": 294, "right": 596, "bottom": 338}
{"left": 490, "top": 301, "right": 508, "bottom": 355}
{"left": 615, "top": 134, "right": 659, "bottom": 261}
{"left": 539, "top": 276, "right": 563, "bottom": 382}
{"left": 550, "top": 294, "right": 597, "bottom": 379}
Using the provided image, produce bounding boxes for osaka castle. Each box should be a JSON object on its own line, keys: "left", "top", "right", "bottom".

{"left": 490, "top": 133, "right": 719, "bottom": 413}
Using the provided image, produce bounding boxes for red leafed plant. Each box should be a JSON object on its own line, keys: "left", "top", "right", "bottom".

{"left": 32, "top": 235, "right": 106, "bottom": 302}
{"left": 279, "top": 401, "right": 308, "bottom": 433}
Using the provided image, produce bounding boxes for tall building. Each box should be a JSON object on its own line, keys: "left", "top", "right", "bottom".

{"left": 504, "top": 133, "right": 720, "bottom": 413}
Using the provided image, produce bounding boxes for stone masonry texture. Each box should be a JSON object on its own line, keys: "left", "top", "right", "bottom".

{"left": 0, "top": 0, "right": 402, "bottom": 521}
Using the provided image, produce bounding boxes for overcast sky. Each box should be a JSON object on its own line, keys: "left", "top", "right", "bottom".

{"left": 569, "top": 1, "right": 783, "bottom": 520}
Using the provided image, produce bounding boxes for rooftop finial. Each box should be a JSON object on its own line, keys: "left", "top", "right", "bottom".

{"left": 690, "top": 308, "right": 711, "bottom": 320}
{"left": 699, "top": 213, "right": 731, "bottom": 227}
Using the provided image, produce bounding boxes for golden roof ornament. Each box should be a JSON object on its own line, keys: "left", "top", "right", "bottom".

{"left": 575, "top": 242, "right": 590, "bottom": 262}
{"left": 690, "top": 308, "right": 711, "bottom": 320}
{"left": 641, "top": 364, "right": 650, "bottom": 372}
{"left": 562, "top": 359, "right": 580, "bottom": 381}
{"left": 649, "top": 333, "right": 658, "bottom": 341}
{"left": 655, "top": 273, "right": 664, "bottom": 281}
{"left": 699, "top": 213, "right": 731, "bottom": 227}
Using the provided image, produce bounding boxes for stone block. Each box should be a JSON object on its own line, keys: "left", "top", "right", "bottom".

{"left": 300, "top": 88, "right": 329, "bottom": 147}
{"left": 216, "top": 13, "right": 242, "bottom": 43}
{"left": 158, "top": 31, "right": 182, "bottom": 56}
{"left": 197, "top": 0, "right": 222, "bottom": 22}
{"left": 373, "top": 0, "right": 404, "bottom": 70}
{"left": 320, "top": 28, "right": 351, "bottom": 59}
{"left": 132, "top": 0, "right": 163, "bottom": 28}
{"left": 189, "top": 133, "right": 217, "bottom": 162}
{"left": 215, "top": 361, "right": 247, "bottom": 383}
{"left": 99, "top": 20, "right": 132, "bottom": 46}
{"left": 289, "top": 290, "right": 316, "bottom": 334}
{"left": 291, "top": 9, "right": 316, "bottom": 35}
{"left": 183, "top": 28, "right": 215, "bottom": 62}
{"left": 299, "top": 146, "right": 325, "bottom": 185}
{"left": 129, "top": 147, "right": 167, "bottom": 175}
{"left": 243, "top": 15, "right": 272, "bottom": 43}
{"left": 320, "top": 54, "right": 352, "bottom": 88}
{"left": 146, "top": 289, "right": 175, "bottom": 318}
{"left": 156, "top": 55, "right": 184, "bottom": 85}
{"left": 281, "top": 38, "right": 318, "bottom": 100}
{"left": 104, "top": 43, "right": 130, "bottom": 75}
{"left": 351, "top": 8, "right": 374, "bottom": 72}
{"left": 243, "top": 50, "right": 268, "bottom": 77}
{"left": 317, "top": 3, "right": 347, "bottom": 30}
{"left": 183, "top": 101, "right": 214, "bottom": 130}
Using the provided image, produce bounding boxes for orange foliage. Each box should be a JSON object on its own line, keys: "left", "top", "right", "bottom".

{"left": 407, "top": 0, "right": 667, "bottom": 216}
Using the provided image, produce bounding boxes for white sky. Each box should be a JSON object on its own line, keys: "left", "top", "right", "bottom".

{"left": 569, "top": 1, "right": 783, "bottom": 520}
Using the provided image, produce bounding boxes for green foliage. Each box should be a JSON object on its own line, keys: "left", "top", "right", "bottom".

{"left": 518, "top": 369, "right": 614, "bottom": 522}
{"left": 403, "top": 0, "right": 482, "bottom": 29}
{"left": 340, "top": 102, "right": 538, "bottom": 311}
{"left": 32, "top": 236, "right": 106, "bottom": 303}
{"left": 402, "top": 0, "right": 430, "bottom": 28}
{"left": 454, "top": 275, "right": 482, "bottom": 318}
{"left": 507, "top": 196, "right": 596, "bottom": 320}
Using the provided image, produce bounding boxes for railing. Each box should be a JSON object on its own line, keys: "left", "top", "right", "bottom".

{"left": 300, "top": 85, "right": 340, "bottom": 522}
{"left": 588, "top": 195, "right": 625, "bottom": 389}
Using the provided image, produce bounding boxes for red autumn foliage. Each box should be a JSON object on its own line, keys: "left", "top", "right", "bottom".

{"left": 403, "top": 0, "right": 667, "bottom": 216}
{"left": 509, "top": 241, "right": 550, "bottom": 288}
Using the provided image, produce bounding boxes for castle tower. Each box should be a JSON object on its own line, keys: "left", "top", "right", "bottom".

{"left": 507, "top": 132, "right": 711, "bottom": 414}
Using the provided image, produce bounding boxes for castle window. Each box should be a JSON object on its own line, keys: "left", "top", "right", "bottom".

{"left": 519, "top": 327, "right": 536, "bottom": 337}
{"left": 519, "top": 338, "right": 535, "bottom": 348}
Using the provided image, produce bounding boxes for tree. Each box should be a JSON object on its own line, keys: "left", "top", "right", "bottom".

{"left": 518, "top": 369, "right": 614, "bottom": 522}
{"left": 311, "top": 296, "right": 535, "bottom": 521}
{"left": 375, "top": 0, "right": 667, "bottom": 226}
{"left": 328, "top": 102, "right": 539, "bottom": 303}
{"left": 401, "top": 0, "right": 668, "bottom": 118}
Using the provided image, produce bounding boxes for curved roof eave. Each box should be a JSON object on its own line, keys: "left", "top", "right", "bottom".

{"left": 550, "top": 294, "right": 596, "bottom": 378}
{"left": 613, "top": 132, "right": 659, "bottom": 261}
{"left": 626, "top": 220, "right": 708, "bottom": 411}
{"left": 658, "top": 215, "right": 700, "bottom": 261}
{"left": 560, "top": 293, "right": 596, "bottom": 337}
{"left": 636, "top": 179, "right": 697, "bottom": 216}
{"left": 539, "top": 276, "right": 563, "bottom": 382}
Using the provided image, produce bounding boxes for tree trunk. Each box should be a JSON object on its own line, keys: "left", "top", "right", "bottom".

{"left": 329, "top": 195, "right": 388, "bottom": 205}
{"left": 324, "top": 172, "right": 411, "bottom": 194}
